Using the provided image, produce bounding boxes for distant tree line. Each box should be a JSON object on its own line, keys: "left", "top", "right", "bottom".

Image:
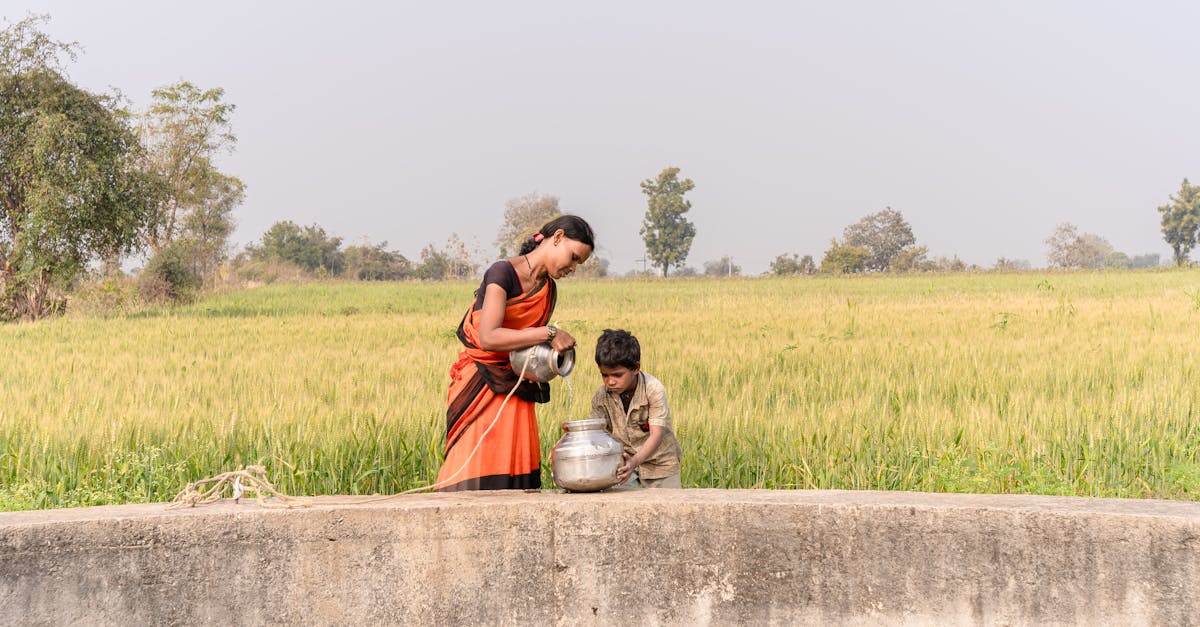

{"left": 230, "top": 191, "right": 613, "bottom": 285}
{"left": 5, "top": 15, "right": 1197, "bottom": 323}
{"left": 766, "top": 201, "right": 1175, "bottom": 276}
{"left": 216, "top": 166, "right": 1195, "bottom": 291}
{"left": 234, "top": 222, "right": 476, "bottom": 283}
{"left": 767, "top": 208, "right": 973, "bottom": 276}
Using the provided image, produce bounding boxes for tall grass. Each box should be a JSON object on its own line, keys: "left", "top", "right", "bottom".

{"left": 2, "top": 271, "right": 1199, "bottom": 510}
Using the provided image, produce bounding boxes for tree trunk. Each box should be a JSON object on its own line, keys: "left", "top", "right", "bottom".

{"left": 10, "top": 271, "right": 50, "bottom": 322}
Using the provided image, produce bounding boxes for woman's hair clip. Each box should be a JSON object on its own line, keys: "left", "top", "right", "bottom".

{"left": 533, "top": 232, "right": 544, "bottom": 243}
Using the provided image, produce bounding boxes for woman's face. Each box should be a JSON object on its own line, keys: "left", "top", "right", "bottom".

{"left": 545, "top": 232, "right": 592, "bottom": 279}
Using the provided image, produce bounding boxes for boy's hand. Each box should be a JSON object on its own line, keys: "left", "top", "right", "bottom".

{"left": 616, "top": 453, "right": 637, "bottom": 484}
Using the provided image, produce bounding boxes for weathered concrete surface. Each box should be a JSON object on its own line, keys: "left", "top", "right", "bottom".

{"left": 2, "top": 489, "right": 1199, "bottom": 626}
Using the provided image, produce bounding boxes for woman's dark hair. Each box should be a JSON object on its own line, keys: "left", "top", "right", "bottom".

{"left": 595, "top": 329, "right": 640, "bottom": 370}
{"left": 518, "top": 214, "right": 595, "bottom": 256}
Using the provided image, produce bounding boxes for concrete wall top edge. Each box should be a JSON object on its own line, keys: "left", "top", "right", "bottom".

{"left": 3, "top": 488, "right": 1199, "bottom": 529}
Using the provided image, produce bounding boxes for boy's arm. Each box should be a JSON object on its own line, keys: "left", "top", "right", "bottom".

{"left": 645, "top": 377, "right": 672, "bottom": 429}
{"left": 617, "top": 424, "right": 665, "bottom": 483}
{"left": 616, "top": 380, "right": 670, "bottom": 482}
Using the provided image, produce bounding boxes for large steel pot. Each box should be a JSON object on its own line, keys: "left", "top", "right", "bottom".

{"left": 509, "top": 342, "right": 574, "bottom": 383}
{"left": 552, "top": 418, "right": 623, "bottom": 492}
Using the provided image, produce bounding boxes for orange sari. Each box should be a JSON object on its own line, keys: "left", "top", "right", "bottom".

{"left": 435, "top": 272, "right": 557, "bottom": 491}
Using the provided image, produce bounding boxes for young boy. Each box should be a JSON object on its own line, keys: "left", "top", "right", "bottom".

{"left": 588, "top": 329, "right": 683, "bottom": 488}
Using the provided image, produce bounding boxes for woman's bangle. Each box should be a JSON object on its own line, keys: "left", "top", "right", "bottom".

{"left": 545, "top": 325, "right": 558, "bottom": 341}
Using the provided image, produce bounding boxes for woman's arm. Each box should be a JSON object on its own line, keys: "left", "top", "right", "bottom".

{"left": 476, "top": 283, "right": 576, "bottom": 352}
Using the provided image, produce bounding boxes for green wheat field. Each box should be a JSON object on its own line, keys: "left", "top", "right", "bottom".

{"left": 2, "top": 270, "right": 1199, "bottom": 511}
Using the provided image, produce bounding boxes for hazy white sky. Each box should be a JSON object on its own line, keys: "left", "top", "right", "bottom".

{"left": 11, "top": 1, "right": 1200, "bottom": 273}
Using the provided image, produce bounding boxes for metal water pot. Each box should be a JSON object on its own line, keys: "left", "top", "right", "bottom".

{"left": 509, "top": 342, "right": 575, "bottom": 383}
{"left": 552, "top": 418, "right": 624, "bottom": 492}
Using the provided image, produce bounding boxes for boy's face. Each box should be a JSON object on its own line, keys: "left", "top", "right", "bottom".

{"left": 599, "top": 364, "right": 639, "bottom": 395}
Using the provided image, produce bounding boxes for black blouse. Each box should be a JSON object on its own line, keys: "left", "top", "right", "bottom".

{"left": 472, "top": 260, "right": 523, "bottom": 310}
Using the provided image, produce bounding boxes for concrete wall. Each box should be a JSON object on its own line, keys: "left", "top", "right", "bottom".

{"left": 2, "top": 489, "right": 1199, "bottom": 625}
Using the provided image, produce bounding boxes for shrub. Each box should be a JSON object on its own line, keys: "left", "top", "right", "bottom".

{"left": 138, "top": 241, "right": 203, "bottom": 303}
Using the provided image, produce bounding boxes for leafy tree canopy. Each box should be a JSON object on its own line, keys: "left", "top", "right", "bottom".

{"left": 1045, "top": 223, "right": 1113, "bottom": 269}
{"left": 1, "top": 15, "right": 155, "bottom": 320}
{"left": 415, "top": 234, "right": 479, "bottom": 280}
{"left": 994, "top": 257, "right": 1032, "bottom": 271}
{"left": 640, "top": 167, "right": 696, "bottom": 277}
{"left": 495, "top": 192, "right": 560, "bottom": 257}
{"left": 842, "top": 207, "right": 917, "bottom": 272}
{"left": 889, "top": 245, "right": 929, "bottom": 273}
{"left": 344, "top": 240, "right": 411, "bottom": 281}
{"left": 703, "top": 256, "right": 741, "bottom": 277}
{"left": 1157, "top": 178, "right": 1200, "bottom": 267}
{"left": 250, "top": 221, "right": 345, "bottom": 275}
{"left": 139, "top": 80, "right": 240, "bottom": 258}
{"left": 769, "top": 253, "right": 816, "bottom": 276}
{"left": 820, "top": 240, "right": 869, "bottom": 274}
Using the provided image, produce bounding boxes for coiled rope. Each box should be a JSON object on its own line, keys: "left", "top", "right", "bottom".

{"left": 166, "top": 465, "right": 312, "bottom": 510}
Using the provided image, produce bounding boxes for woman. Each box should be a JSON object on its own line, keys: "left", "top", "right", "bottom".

{"left": 436, "top": 215, "right": 595, "bottom": 491}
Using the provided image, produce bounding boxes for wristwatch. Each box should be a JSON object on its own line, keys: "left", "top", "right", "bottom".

{"left": 546, "top": 325, "right": 558, "bottom": 341}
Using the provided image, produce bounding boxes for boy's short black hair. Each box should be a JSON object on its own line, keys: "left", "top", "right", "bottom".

{"left": 595, "top": 329, "right": 640, "bottom": 370}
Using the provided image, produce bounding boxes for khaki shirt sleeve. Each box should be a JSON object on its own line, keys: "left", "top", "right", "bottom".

{"left": 645, "top": 378, "right": 672, "bottom": 429}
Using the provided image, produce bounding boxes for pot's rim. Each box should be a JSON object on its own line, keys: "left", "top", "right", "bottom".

{"left": 561, "top": 418, "right": 607, "bottom": 431}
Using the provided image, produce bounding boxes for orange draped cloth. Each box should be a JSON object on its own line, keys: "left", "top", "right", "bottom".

{"left": 435, "top": 276, "right": 556, "bottom": 491}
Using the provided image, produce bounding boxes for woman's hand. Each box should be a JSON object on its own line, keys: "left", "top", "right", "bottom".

{"left": 550, "top": 327, "right": 576, "bottom": 352}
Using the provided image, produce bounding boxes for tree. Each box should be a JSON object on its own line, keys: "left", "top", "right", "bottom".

{"left": 495, "top": 192, "right": 560, "bottom": 257}
{"left": 178, "top": 168, "right": 243, "bottom": 281}
{"left": 994, "top": 257, "right": 1031, "bottom": 271}
{"left": 1102, "top": 251, "right": 1160, "bottom": 270}
{"left": 926, "top": 256, "right": 970, "bottom": 272}
{"left": 0, "top": 15, "right": 156, "bottom": 320}
{"left": 138, "top": 239, "right": 203, "bottom": 303}
{"left": 1157, "top": 178, "right": 1200, "bottom": 267}
{"left": 842, "top": 207, "right": 917, "bottom": 271}
{"left": 138, "top": 81, "right": 239, "bottom": 254}
{"left": 889, "top": 245, "right": 929, "bottom": 273}
{"left": 343, "top": 240, "right": 411, "bottom": 281}
{"left": 443, "top": 233, "right": 479, "bottom": 279}
{"left": 703, "top": 256, "right": 741, "bottom": 277}
{"left": 414, "top": 234, "right": 479, "bottom": 280}
{"left": 820, "top": 240, "right": 869, "bottom": 274}
{"left": 250, "top": 221, "right": 345, "bottom": 275}
{"left": 1076, "top": 234, "right": 1114, "bottom": 267}
{"left": 640, "top": 167, "right": 696, "bottom": 277}
{"left": 414, "top": 244, "right": 450, "bottom": 281}
{"left": 1044, "top": 223, "right": 1077, "bottom": 268}
{"left": 769, "top": 253, "right": 816, "bottom": 276}
{"left": 1041, "top": 222, "right": 1080, "bottom": 265}
{"left": 1045, "top": 223, "right": 1113, "bottom": 269}
{"left": 1130, "top": 253, "right": 1161, "bottom": 269}
{"left": 1103, "top": 251, "right": 1132, "bottom": 270}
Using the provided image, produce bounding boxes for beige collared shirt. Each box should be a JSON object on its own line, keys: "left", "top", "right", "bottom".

{"left": 588, "top": 372, "right": 682, "bottom": 480}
